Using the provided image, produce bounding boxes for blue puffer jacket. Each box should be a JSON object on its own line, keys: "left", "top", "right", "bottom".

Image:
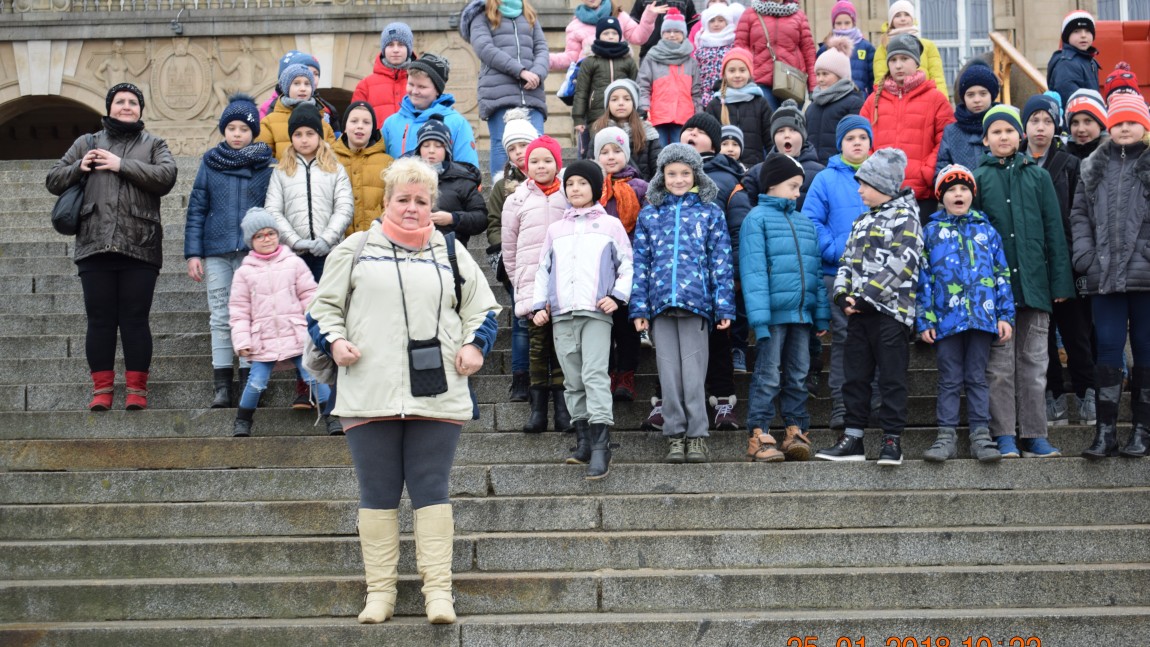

{"left": 1046, "top": 44, "right": 1101, "bottom": 109}
{"left": 792, "top": 154, "right": 864, "bottom": 276}
{"left": 916, "top": 208, "right": 1015, "bottom": 339}
{"left": 739, "top": 194, "right": 830, "bottom": 339}
{"left": 630, "top": 186, "right": 736, "bottom": 324}
{"left": 818, "top": 38, "right": 876, "bottom": 95}
{"left": 460, "top": 0, "right": 550, "bottom": 120}
{"left": 935, "top": 111, "right": 988, "bottom": 175}
{"left": 381, "top": 94, "right": 479, "bottom": 167}
{"left": 184, "top": 150, "right": 274, "bottom": 259}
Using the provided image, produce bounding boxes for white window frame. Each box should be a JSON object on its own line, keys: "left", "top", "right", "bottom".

{"left": 1100, "top": 0, "right": 1149, "bottom": 21}
{"left": 918, "top": 0, "right": 995, "bottom": 91}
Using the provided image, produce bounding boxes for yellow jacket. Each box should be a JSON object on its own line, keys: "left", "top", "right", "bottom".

{"left": 332, "top": 136, "right": 393, "bottom": 236}
{"left": 873, "top": 25, "right": 949, "bottom": 100}
{"left": 256, "top": 98, "right": 336, "bottom": 159}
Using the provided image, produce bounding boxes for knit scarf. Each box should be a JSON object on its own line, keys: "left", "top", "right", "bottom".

{"left": 251, "top": 244, "right": 283, "bottom": 261}
{"left": 575, "top": 0, "right": 612, "bottom": 26}
{"left": 538, "top": 178, "right": 562, "bottom": 196}
{"left": 751, "top": 0, "right": 798, "bottom": 17}
{"left": 499, "top": 0, "right": 523, "bottom": 19}
{"left": 102, "top": 116, "right": 145, "bottom": 136}
{"left": 722, "top": 83, "right": 765, "bottom": 103}
{"left": 204, "top": 141, "right": 274, "bottom": 172}
{"left": 382, "top": 217, "right": 434, "bottom": 251}
{"left": 696, "top": 23, "right": 736, "bottom": 48}
{"left": 954, "top": 102, "right": 991, "bottom": 136}
{"left": 811, "top": 78, "right": 856, "bottom": 105}
{"left": 645, "top": 37, "right": 694, "bottom": 65}
{"left": 887, "top": 25, "right": 919, "bottom": 37}
{"left": 280, "top": 96, "right": 316, "bottom": 109}
{"left": 601, "top": 173, "right": 641, "bottom": 233}
{"left": 592, "top": 39, "right": 632, "bottom": 59}
{"left": 881, "top": 70, "right": 926, "bottom": 95}
{"left": 833, "top": 27, "right": 863, "bottom": 46}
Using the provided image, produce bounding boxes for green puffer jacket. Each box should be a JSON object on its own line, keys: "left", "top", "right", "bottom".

{"left": 973, "top": 152, "right": 1075, "bottom": 311}
{"left": 571, "top": 53, "right": 639, "bottom": 126}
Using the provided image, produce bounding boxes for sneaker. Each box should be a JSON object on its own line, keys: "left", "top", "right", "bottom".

{"left": 1078, "top": 388, "right": 1097, "bottom": 425}
{"left": 665, "top": 435, "right": 686, "bottom": 463}
{"left": 709, "top": 395, "right": 739, "bottom": 431}
{"left": 642, "top": 397, "right": 664, "bottom": 431}
{"left": 1020, "top": 437, "right": 1062, "bottom": 458}
{"left": 685, "top": 437, "right": 710, "bottom": 463}
{"left": 639, "top": 330, "right": 654, "bottom": 349}
{"left": 1046, "top": 391, "right": 1069, "bottom": 426}
{"left": 731, "top": 348, "right": 747, "bottom": 374}
{"left": 994, "top": 435, "right": 1021, "bottom": 458}
{"left": 876, "top": 434, "right": 903, "bottom": 466}
{"left": 815, "top": 434, "right": 866, "bottom": 461}
{"left": 292, "top": 378, "right": 315, "bottom": 411}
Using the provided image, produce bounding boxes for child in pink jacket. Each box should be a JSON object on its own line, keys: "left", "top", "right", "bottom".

{"left": 549, "top": 0, "right": 660, "bottom": 71}
{"left": 229, "top": 208, "right": 331, "bottom": 438}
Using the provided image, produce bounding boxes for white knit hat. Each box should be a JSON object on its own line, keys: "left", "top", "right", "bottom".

{"left": 501, "top": 108, "right": 540, "bottom": 150}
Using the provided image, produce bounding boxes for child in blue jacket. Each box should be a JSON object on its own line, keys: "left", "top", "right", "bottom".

{"left": 740, "top": 153, "right": 830, "bottom": 463}
{"left": 631, "top": 144, "right": 736, "bottom": 465}
{"left": 1046, "top": 10, "right": 1100, "bottom": 110}
{"left": 184, "top": 93, "right": 275, "bottom": 408}
{"left": 380, "top": 53, "right": 480, "bottom": 167}
{"left": 917, "top": 165, "right": 1014, "bottom": 463}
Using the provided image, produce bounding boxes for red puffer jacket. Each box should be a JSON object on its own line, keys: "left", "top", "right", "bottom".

{"left": 351, "top": 55, "right": 408, "bottom": 126}
{"left": 734, "top": 8, "right": 817, "bottom": 92}
{"left": 860, "top": 73, "right": 955, "bottom": 200}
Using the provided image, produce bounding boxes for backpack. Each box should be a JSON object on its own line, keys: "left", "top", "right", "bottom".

{"left": 557, "top": 59, "right": 582, "bottom": 106}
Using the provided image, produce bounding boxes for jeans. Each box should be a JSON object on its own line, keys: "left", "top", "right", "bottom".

{"left": 77, "top": 253, "right": 159, "bottom": 372}
{"left": 345, "top": 419, "right": 461, "bottom": 510}
{"left": 987, "top": 307, "right": 1050, "bottom": 438}
{"left": 487, "top": 107, "right": 546, "bottom": 181}
{"left": 655, "top": 124, "right": 682, "bottom": 148}
{"left": 935, "top": 330, "right": 994, "bottom": 428}
{"left": 237, "top": 355, "right": 329, "bottom": 410}
{"left": 1047, "top": 295, "right": 1095, "bottom": 397}
{"left": 507, "top": 285, "right": 529, "bottom": 374}
{"left": 842, "top": 312, "right": 910, "bottom": 435}
{"left": 746, "top": 324, "right": 811, "bottom": 432}
{"left": 1092, "top": 292, "right": 1150, "bottom": 367}
{"left": 204, "top": 253, "right": 251, "bottom": 369}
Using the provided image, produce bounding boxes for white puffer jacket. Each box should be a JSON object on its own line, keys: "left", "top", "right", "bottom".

{"left": 266, "top": 156, "right": 355, "bottom": 251}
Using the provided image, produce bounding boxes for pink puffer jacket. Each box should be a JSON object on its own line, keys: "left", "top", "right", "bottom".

{"left": 229, "top": 245, "right": 318, "bottom": 362}
{"left": 549, "top": 8, "right": 657, "bottom": 71}
{"left": 734, "top": 7, "right": 817, "bottom": 91}
{"left": 501, "top": 180, "right": 568, "bottom": 317}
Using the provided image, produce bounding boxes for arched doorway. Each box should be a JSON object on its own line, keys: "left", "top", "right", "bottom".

{"left": 0, "top": 96, "right": 103, "bottom": 160}
{"left": 320, "top": 87, "right": 354, "bottom": 131}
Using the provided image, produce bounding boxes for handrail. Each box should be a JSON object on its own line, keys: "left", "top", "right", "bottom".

{"left": 990, "top": 31, "right": 1048, "bottom": 105}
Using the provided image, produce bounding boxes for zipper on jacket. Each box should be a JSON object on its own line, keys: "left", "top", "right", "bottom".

{"left": 670, "top": 199, "right": 683, "bottom": 303}
{"left": 302, "top": 157, "right": 315, "bottom": 240}
{"left": 514, "top": 20, "right": 527, "bottom": 107}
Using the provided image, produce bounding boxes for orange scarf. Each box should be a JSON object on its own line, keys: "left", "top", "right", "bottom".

{"left": 601, "top": 174, "right": 641, "bottom": 234}
{"left": 538, "top": 177, "right": 562, "bottom": 196}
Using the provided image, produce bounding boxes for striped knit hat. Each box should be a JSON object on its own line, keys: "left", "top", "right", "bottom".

{"left": 982, "top": 104, "right": 1022, "bottom": 137}
{"left": 1061, "top": 10, "right": 1095, "bottom": 44}
{"left": 1107, "top": 93, "right": 1150, "bottom": 131}
{"left": 1065, "top": 89, "right": 1108, "bottom": 131}
{"left": 935, "top": 164, "right": 976, "bottom": 199}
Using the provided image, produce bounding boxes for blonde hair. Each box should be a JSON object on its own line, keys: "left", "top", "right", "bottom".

{"left": 382, "top": 156, "right": 440, "bottom": 207}
{"left": 486, "top": 0, "right": 537, "bottom": 28}
{"left": 278, "top": 138, "right": 339, "bottom": 176}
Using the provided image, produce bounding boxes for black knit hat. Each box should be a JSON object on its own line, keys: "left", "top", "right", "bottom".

{"left": 596, "top": 16, "right": 622, "bottom": 40}
{"left": 759, "top": 153, "right": 805, "bottom": 191}
{"left": 106, "top": 83, "right": 145, "bottom": 115}
{"left": 288, "top": 102, "right": 324, "bottom": 139}
{"left": 406, "top": 53, "right": 450, "bottom": 95}
{"left": 682, "top": 112, "right": 723, "bottom": 152}
{"left": 562, "top": 159, "right": 604, "bottom": 205}
{"left": 416, "top": 114, "right": 454, "bottom": 160}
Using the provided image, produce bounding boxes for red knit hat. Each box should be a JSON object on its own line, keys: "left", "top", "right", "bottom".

{"left": 721, "top": 47, "right": 755, "bottom": 77}
{"left": 1107, "top": 93, "right": 1150, "bottom": 131}
{"left": 1104, "top": 62, "right": 1141, "bottom": 99}
{"left": 524, "top": 135, "right": 563, "bottom": 170}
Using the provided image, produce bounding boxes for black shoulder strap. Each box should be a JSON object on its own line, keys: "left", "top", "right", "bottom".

{"left": 1044, "top": 150, "right": 1070, "bottom": 184}
{"left": 443, "top": 231, "right": 464, "bottom": 313}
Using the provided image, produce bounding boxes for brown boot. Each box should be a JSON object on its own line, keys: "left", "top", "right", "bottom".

{"left": 780, "top": 425, "right": 812, "bottom": 461}
{"left": 747, "top": 428, "right": 784, "bottom": 462}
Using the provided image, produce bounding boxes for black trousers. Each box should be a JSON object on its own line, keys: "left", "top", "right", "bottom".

{"left": 77, "top": 253, "right": 159, "bottom": 372}
{"left": 706, "top": 327, "right": 736, "bottom": 396}
{"left": 1046, "top": 295, "right": 1095, "bottom": 397}
{"left": 609, "top": 306, "right": 640, "bottom": 373}
{"left": 842, "top": 311, "right": 910, "bottom": 435}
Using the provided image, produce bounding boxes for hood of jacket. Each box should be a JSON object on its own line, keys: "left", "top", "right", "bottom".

{"left": 459, "top": 0, "right": 487, "bottom": 42}
{"left": 1079, "top": 135, "right": 1150, "bottom": 194}
{"left": 928, "top": 206, "right": 990, "bottom": 227}
{"left": 241, "top": 244, "right": 294, "bottom": 269}
{"left": 397, "top": 93, "right": 458, "bottom": 119}
{"left": 440, "top": 159, "right": 483, "bottom": 185}
{"left": 769, "top": 140, "right": 820, "bottom": 165}
{"left": 647, "top": 167, "right": 719, "bottom": 207}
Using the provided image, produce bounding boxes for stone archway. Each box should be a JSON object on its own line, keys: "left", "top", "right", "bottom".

{"left": 0, "top": 95, "right": 103, "bottom": 160}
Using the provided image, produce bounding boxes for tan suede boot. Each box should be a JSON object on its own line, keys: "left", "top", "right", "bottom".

{"left": 413, "top": 504, "right": 456, "bottom": 624}
{"left": 747, "top": 428, "right": 784, "bottom": 462}
{"left": 780, "top": 425, "right": 812, "bottom": 461}
{"left": 356, "top": 508, "right": 400, "bottom": 624}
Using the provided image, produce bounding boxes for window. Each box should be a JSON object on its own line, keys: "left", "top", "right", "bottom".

{"left": 909, "top": 0, "right": 995, "bottom": 93}
{"left": 1099, "top": 0, "right": 1150, "bottom": 21}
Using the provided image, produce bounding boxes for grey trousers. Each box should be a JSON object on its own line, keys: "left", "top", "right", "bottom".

{"left": 824, "top": 275, "right": 848, "bottom": 401}
{"left": 553, "top": 315, "right": 615, "bottom": 425}
{"left": 652, "top": 312, "right": 711, "bottom": 438}
{"left": 987, "top": 307, "right": 1050, "bottom": 438}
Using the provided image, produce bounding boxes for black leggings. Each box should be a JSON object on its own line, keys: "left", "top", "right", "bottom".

{"left": 345, "top": 419, "right": 462, "bottom": 510}
{"left": 77, "top": 254, "right": 159, "bottom": 372}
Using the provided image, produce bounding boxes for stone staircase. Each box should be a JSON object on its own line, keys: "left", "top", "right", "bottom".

{"left": 1, "top": 158, "right": 1148, "bottom": 646}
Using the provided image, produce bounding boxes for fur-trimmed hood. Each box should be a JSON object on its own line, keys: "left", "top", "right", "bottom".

{"left": 645, "top": 143, "right": 720, "bottom": 207}
{"left": 1079, "top": 135, "right": 1150, "bottom": 194}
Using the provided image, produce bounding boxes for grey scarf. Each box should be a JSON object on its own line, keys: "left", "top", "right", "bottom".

{"left": 646, "top": 38, "right": 694, "bottom": 65}
{"left": 811, "top": 78, "right": 857, "bottom": 106}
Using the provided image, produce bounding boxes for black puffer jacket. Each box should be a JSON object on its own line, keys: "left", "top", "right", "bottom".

{"left": 1036, "top": 143, "right": 1081, "bottom": 253}
{"left": 1070, "top": 138, "right": 1150, "bottom": 295}
{"left": 703, "top": 152, "right": 753, "bottom": 273}
{"left": 704, "top": 91, "right": 773, "bottom": 167}
{"left": 804, "top": 80, "right": 866, "bottom": 165}
{"left": 46, "top": 126, "right": 177, "bottom": 267}
{"left": 435, "top": 161, "right": 488, "bottom": 248}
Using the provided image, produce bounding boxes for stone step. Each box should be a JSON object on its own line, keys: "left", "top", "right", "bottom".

{"left": 0, "top": 180, "right": 196, "bottom": 198}
{"left": 2, "top": 461, "right": 1145, "bottom": 505}
{"left": 2, "top": 608, "right": 1148, "bottom": 647}
{"left": 2, "top": 195, "right": 191, "bottom": 215}
{"left": 0, "top": 240, "right": 69, "bottom": 257}
{"left": 6, "top": 487, "right": 1146, "bottom": 541}
{"left": 2, "top": 564, "right": 1146, "bottom": 623}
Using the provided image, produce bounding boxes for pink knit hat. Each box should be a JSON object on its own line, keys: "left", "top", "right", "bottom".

{"left": 525, "top": 135, "right": 564, "bottom": 171}
{"left": 1107, "top": 93, "right": 1150, "bottom": 131}
{"left": 816, "top": 37, "right": 853, "bottom": 83}
{"left": 831, "top": 1, "right": 857, "bottom": 24}
{"left": 721, "top": 47, "right": 755, "bottom": 77}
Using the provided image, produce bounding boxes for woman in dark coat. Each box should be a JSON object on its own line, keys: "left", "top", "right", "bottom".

{"left": 46, "top": 83, "right": 178, "bottom": 411}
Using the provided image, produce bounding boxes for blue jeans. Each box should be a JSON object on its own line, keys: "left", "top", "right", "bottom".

{"left": 1092, "top": 292, "right": 1150, "bottom": 368}
{"left": 655, "top": 124, "right": 682, "bottom": 148}
{"left": 507, "top": 285, "right": 529, "bottom": 373}
{"left": 203, "top": 253, "right": 251, "bottom": 369}
{"left": 487, "top": 107, "right": 546, "bottom": 179}
{"left": 746, "top": 324, "right": 811, "bottom": 432}
{"left": 935, "top": 330, "right": 993, "bottom": 428}
{"left": 238, "top": 355, "right": 329, "bottom": 410}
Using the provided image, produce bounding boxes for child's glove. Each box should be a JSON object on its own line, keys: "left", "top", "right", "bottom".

{"left": 485, "top": 245, "right": 502, "bottom": 273}
{"left": 310, "top": 239, "right": 332, "bottom": 256}
{"left": 293, "top": 239, "right": 316, "bottom": 253}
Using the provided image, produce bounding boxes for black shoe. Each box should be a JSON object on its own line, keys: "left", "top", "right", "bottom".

{"left": 325, "top": 414, "right": 344, "bottom": 436}
{"left": 1121, "top": 365, "right": 1150, "bottom": 458}
{"left": 233, "top": 407, "right": 255, "bottom": 437}
{"left": 566, "top": 420, "right": 591, "bottom": 464}
{"left": 585, "top": 423, "right": 611, "bottom": 480}
{"left": 815, "top": 434, "right": 865, "bottom": 461}
{"left": 805, "top": 371, "right": 821, "bottom": 398}
{"left": 211, "top": 368, "right": 234, "bottom": 408}
{"left": 292, "top": 377, "right": 314, "bottom": 410}
{"left": 1085, "top": 365, "right": 1123, "bottom": 460}
{"left": 523, "top": 386, "right": 549, "bottom": 433}
{"left": 508, "top": 372, "right": 529, "bottom": 402}
{"left": 552, "top": 385, "right": 573, "bottom": 433}
{"left": 876, "top": 434, "right": 903, "bottom": 466}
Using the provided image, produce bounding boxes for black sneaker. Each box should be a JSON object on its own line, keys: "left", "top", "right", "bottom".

{"left": 815, "top": 435, "right": 865, "bottom": 461}
{"left": 876, "top": 434, "right": 903, "bottom": 466}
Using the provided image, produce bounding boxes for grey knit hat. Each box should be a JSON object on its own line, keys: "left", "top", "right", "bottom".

{"left": 721, "top": 125, "right": 744, "bottom": 149}
{"left": 886, "top": 33, "right": 922, "bottom": 65}
{"left": 278, "top": 64, "right": 316, "bottom": 97}
{"left": 594, "top": 126, "right": 632, "bottom": 164}
{"left": 381, "top": 22, "right": 414, "bottom": 58}
{"left": 241, "top": 207, "right": 279, "bottom": 247}
{"left": 770, "top": 99, "right": 807, "bottom": 141}
{"left": 603, "top": 78, "right": 640, "bottom": 111}
{"left": 855, "top": 147, "right": 907, "bottom": 197}
{"left": 647, "top": 143, "right": 719, "bottom": 207}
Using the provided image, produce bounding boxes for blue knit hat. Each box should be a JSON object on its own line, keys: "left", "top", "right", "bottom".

{"left": 381, "top": 22, "right": 414, "bottom": 58}
{"left": 278, "top": 50, "right": 319, "bottom": 77}
{"left": 957, "top": 60, "right": 1000, "bottom": 105}
{"left": 278, "top": 64, "right": 316, "bottom": 98}
{"left": 1022, "top": 94, "right": 1061, "bottom": 130}
{"left": 835, "top": 114, "right": 873, "bottom": 151}
{"left": 218, "top": 93, "right": 260, "bottom": 137}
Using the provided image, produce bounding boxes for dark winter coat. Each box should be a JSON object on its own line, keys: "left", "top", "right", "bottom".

{"left": 705, "top": 90, "right": 773, "bottom": 167}
{"left": 804, "top": 80, "right": 865, "bottom": 165}
{"left": 460, "top": 0, "right": 550, "bottom": 120}
{"left": 630, "top": 0, "right": 699, "bottom": 60}
{"left": 703, "top": 152, "right": 753, "bottom": 273}
{"left": 47, "top": 126, "right": 177, "bottom": 268}
{"left": 744, "top": 141, "right": 825, "bottom": 211}
{"left": 1070, "top": 139, "right": 1150, "bottom": 295}
{"left": 1035, "top": 144, "right": 1081, "bottom": 255}
{"left": 590, "top": 119, "right": 663, "bottom": 180}
{"left": 817, "top": 38, "right": 875, "bottom": 96}
{"left": 434, "top": 161, "right": 488, "bottom": 248}
{"left": 1046, "top": 44, "right": 1101, "bottom": 110}
{"left": 973, "top": 153, "right": 1075, "bottom": 311}
{"left": 183, "top": 148, "right": 274, "bottom": 259}
{"left": 936, "top": 115, "right": 988, "bottom": 175}
{"left": 572, "top": 53, "right": 639, "bottom": 126}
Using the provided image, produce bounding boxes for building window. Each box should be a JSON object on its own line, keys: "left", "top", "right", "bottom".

{"left": 907, "top": 0, "right": 994, "bottom": 93}
{"left": 1099, "top": 0, "right": 1150, "bottom": 21}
